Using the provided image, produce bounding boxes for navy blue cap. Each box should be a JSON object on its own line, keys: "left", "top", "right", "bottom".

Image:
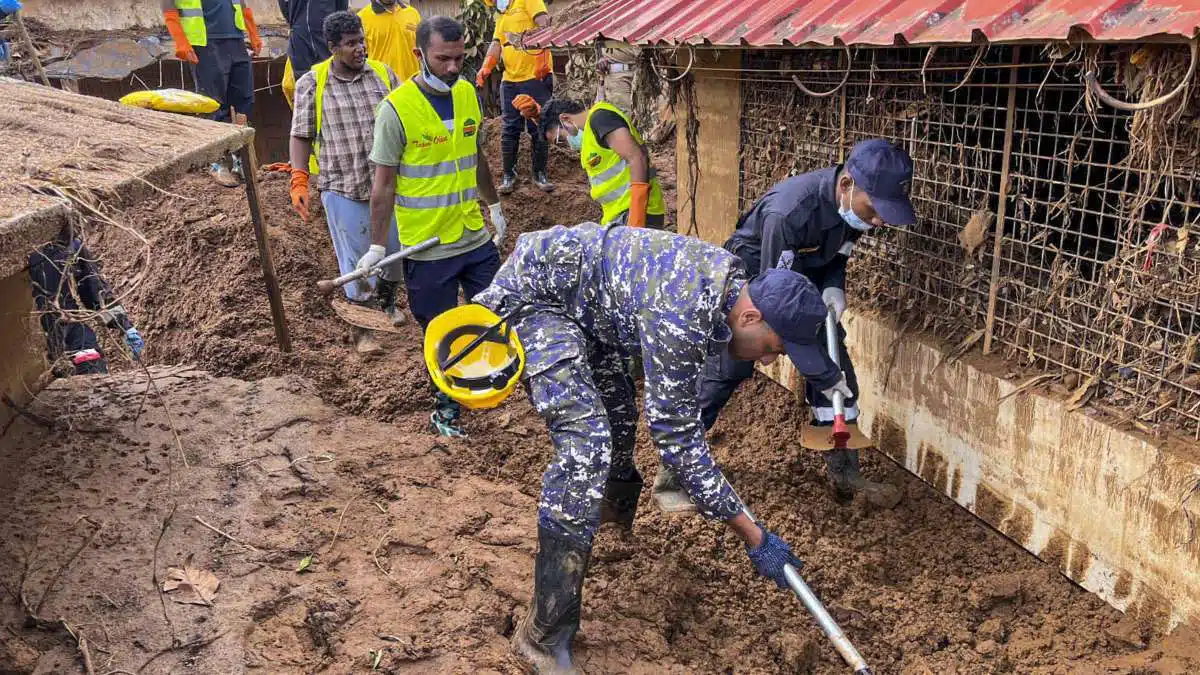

{"left": 846, "top": 139, "right": 916, "bottom": 227}
{"left": 747, "top": 269, "right": 841, "bottom": 390}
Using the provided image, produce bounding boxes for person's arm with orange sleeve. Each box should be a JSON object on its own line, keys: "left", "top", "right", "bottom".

{"left": 160, "top": 0, "right": 198, "bottom": 64}
{"left": 530, "top": 0, "right": 552, "bottom": 78}
{"left": 606, "top": 127, "right": 650, "bottom": 228}
{"left": 243, "top": 6, "right": 263, "bottom": 56}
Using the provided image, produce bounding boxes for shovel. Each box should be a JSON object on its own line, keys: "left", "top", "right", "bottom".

{"left": 825, "top": 307, "right": 852, "bottom": 451}
{"left": 315, "top": 237, "right": 441, "bottom": 296}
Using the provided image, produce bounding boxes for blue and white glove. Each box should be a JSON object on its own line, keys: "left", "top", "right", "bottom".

{"left": 746, "top": 525, "right": 804, "bottom": 589}
{"left": 488, "top": 203, "right": 507, "bottom": 247}
{"left": 124, "top": 327, "right": 145, "bottom": 358}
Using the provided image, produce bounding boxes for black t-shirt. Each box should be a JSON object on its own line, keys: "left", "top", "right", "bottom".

{"left": 587, "top": 109, "right": 630, "bottom": 149}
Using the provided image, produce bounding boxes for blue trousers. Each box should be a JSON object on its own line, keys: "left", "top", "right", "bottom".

{"left": 320, "top": 192, "right": 402, "bottom": 303}
{"left": 193, "top": 38, "right": 253, "bottom": 123}
{"left": 500, "top": 77, "right": 552, "bottom": 174}
{"left": 402, "top": 240, "right": 501, "bottom": 329}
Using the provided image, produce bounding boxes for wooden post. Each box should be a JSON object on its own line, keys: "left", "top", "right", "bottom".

{"left": 13, "top": 11, "right": 50, "bottom": 86}
{"left": 982, "top": 47, "right": 1021, "bottom": 355}
{"left": 237, "top": 139, "right": 292, "bottom": 353}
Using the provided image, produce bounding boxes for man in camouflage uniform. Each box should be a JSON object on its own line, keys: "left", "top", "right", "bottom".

{"left": 474, "top": 222, "right": 852, "bottom": 672}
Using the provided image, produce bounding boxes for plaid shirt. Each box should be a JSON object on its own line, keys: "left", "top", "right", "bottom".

{"left": 291, "top": 64, "right": 399, "bottom": 201}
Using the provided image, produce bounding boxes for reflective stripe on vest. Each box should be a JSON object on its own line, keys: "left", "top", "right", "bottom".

{"left": 174, "top": 0, "right": 245, "bottom": 48}
{"left": 308, "top": 58, "right": 392, "bottom": 175}
{"left": 386, "top": 79, "right": 485, "bottom": 246}
{"left": 579, "top": 102, "right": 667, "bottom": 224}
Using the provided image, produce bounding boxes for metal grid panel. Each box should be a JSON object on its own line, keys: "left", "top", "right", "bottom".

{"left": 737, "top": 43, "right": 1200, "bottom": 437}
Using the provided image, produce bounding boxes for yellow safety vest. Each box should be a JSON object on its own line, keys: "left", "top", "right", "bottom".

{"left": 580, "top": 102, "right": 666, "bottom": 224}
{"left": 174, "top": 0, "right": 245, "bottom": 48}
{"left": 386, "top": 79, "right": 485, "bottom": 246}
{"left": 308, "top": 58, "right": 391, "bottom": 175}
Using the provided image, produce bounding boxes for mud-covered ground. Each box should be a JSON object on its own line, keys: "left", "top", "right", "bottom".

{"left": 2, "top": 120, "right": 1196, "bottom": 674}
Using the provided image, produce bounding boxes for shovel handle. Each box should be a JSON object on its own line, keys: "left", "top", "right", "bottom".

{"left": 824, "top": 308, "right": 851, "bottom": 448}
{"left": 316, "top": 237, "right": 440, "bottom": 296}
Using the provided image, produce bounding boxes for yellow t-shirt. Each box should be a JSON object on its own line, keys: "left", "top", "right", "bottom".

{"left": 359, "top": 3, "right": 422, "bottom": 83}
{"left": 493, "top": 0, "right": 552, "bottom": 83}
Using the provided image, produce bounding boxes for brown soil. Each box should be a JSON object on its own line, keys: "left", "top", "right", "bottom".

{"left": 1, "top": 119, "right": 1194, "bottom": 674}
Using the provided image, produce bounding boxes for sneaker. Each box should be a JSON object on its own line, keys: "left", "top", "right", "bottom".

{"left": 533, "top": 171, "right": 555, "bottom": 193}
{"left": 430, "top": 410, "right": 467, "bottom": 437}
{"left": 498, "top": 172, "right": 517, "bottom": 195}
{"left": 210, "top": 162, "right": 240, "bottom": 188}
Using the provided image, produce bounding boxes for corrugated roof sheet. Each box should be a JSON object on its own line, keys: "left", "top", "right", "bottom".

{"left": 530, "top": 0, "right": 1200, "bottom": 48}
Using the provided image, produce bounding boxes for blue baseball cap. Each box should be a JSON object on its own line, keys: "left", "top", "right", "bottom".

{"left": 846, "top": 139, "right": 916, "bottom": 227}
{"left": 747, "top": 269, "right": 841, "bottom": 390}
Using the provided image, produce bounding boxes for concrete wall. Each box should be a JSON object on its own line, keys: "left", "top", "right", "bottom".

{"left": 814, "top": 310, "right": 1200, "bottom": 629}
{"left": 676, "top": 49, "right": 742, "bottom": 246}
{"left": 0, "top": 272, "right": 46, "bottom": 434}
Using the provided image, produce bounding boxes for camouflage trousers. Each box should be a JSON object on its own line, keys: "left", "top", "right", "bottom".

{"left": 516, "top": 310, "right": 638, "bottom": 548}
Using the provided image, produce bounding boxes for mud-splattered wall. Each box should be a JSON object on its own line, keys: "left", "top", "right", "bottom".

{"left": 0, "top": 272, "right": 45, "bottom": 435}
{"left": 20, "top": 0, "right": 285, "bottom": 31}
{"left": 674, "top": 49, "right": 741, "bottom": 246}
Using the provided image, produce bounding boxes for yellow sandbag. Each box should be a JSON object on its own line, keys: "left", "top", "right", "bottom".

{"left": 119, "top": 89, "right": 220, "bottom": 115}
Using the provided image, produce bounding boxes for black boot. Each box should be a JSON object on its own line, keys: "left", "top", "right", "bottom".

{"left": 532, "top": 140, "right": 553, "bottom": 192}
{"left": 499, "top": 152, "right": 517, "bottom": 195}
{"left": 599, "top": 469, "right": 643, "bottom": 532}
{"left": 533, "top": 171, "right": 556, "bottom": 192}
{"left": 512, "top": 527, "right": 589, "bottom": 674}
{"left": 375, "top": 279, "right": 405, "bottom": 326}
{"left": 823, "top": 448, "right": 902, "bottom": 508}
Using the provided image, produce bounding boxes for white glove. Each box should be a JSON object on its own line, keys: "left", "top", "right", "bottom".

{"left": 822, "top": 287, "right": 847, "bottom": 321}
{"left": 489, "top": 203, "right": 507, "bottom": 246}
{"left": 821, "top": 373, "right": 853, "bottom": 402}
{"left": 356, "top": 244, "right": 386, "bottom": 274}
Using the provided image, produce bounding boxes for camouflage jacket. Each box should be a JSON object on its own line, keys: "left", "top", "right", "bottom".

{"left": 475, "top": 223, "right": 747, "bottom": 520}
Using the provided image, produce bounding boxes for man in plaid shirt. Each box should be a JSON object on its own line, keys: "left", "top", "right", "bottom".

{"left": 289, "top": 10, "right": 400, "bottom": 354}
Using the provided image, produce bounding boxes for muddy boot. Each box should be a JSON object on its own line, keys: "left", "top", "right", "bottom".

{"left": 430, "top": 392, "right": 467, "bottom": 437}
{"left": 823, "top": 448, "right": 902, "bottom": 509}
{"left": 652, "top": 466, "right": 697, "bottom": 514}
{"left": 376, "top": 279, "right": 406, "bottom": 327}
{"left": 499, "top": 152, "right": 517, "bottom": 195}
{"left": 353, "top": 327, "right": 382, "bottom": 355}
{"left": 533, "top": 171, "right": 556, "bottom": 193}
{"left": 598, "top": 469, "right": 643, "bottom": 532}
{"left": 512, "top": 527, "right": 589, "bottom": 675}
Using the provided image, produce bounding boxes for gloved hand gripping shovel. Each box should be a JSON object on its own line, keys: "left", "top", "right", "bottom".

{"left": 315, "top": 236, "right": 441, "bottom": 296}
{"left": 740, "top": 495, "right": 873, "bottom": 674}
{"left": 825, "top": 307, "right": 852, "bottom": 452}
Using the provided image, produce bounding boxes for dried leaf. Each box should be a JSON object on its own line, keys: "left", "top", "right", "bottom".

{"left": 163, "top": 557, "right": 220, "bottom": 606}
{"left": 1173, "top": 226, "right": 1190, "bottom": 255}
{"left": 998, "top": 373, "right": 1056, "bottom": 403}
{"left": 297, "top": 554, "right": 313, "bottom": 573}
{"left": 371, "top": 649, "right": 384, "bottom": 670}
{"left": 1065, "top": 374, "right": 1098, "bottom": 411}
{"left": 958, "top": 209, "right": 993, "bottom": 259}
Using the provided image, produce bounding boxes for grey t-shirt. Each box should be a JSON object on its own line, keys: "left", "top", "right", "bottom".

{"left": 370, "top": 84, "right": 491, "bottom": 262}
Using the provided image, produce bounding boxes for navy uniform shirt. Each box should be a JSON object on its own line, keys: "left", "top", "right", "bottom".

{"left": 727, "top": 166, "right": 861, "bottom": 290}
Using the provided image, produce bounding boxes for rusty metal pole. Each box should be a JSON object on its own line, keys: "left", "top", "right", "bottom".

{"left": 982, "top": 47, "right": 1021, "bottom": 355}
{"left": 837, "top": 82, "right": 848, "bottom": 162}
{"left": 237, "top": 138, "right": 293, "bottom": 353}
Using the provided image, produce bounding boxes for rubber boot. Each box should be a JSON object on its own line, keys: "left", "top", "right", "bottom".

{"left": 499, "top": 152, "right": 517, "bottom": 195}
{"left": 823, "top": 448, "right": 902, "bottom": 509}
{"left": 532, "top": 138, "right": 552, "bottom": 192}
{"left": 533, "top": 170, "right": 556, "bottom": 193}
{"left": 511, "top": 527, "right": 589, "bottom": 675}
{"left": 352, "top": 326, "right": 382, "bottom": 355}
{"left": 376, "top": 279, "right": 406, "bottom": 326}
{"left": 651, "top": 466, "right": 697, "bottom": 514}
{"left": 598, "top": 469, "right": 643, "bottom": 532}
{"left": 210, "top": 161, "right": 240, "bottom": 188}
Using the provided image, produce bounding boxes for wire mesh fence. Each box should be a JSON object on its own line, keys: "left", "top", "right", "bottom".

{"left": 737, "top": 42, "right": 1200, "bottom": 438}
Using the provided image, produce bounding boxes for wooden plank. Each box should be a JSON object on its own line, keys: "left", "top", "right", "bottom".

{"left": 237, "top": 140, "right": 292, "bottom": 353}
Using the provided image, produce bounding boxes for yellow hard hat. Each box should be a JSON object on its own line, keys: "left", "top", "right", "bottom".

{"left": 424, "top": 304, "right": 525, "bottom": 410}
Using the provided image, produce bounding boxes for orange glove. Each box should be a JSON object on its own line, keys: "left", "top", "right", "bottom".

{"left": 476, "top": 53, "right": 499, "bottom": 87}
{"left": 628, "top": 182, "right": 649, "bottom": 228}
{"left": 534, "top": 50, "right": 552, "bottom": 80}
{"left": 513, "top": 94, "right": 541, "bottom": 120}
{"left": 243, "top": 7, "right": 263, "bottom": 56}
{"left": 262, "top": 162, "right": 292, "bottom": 173}
{"left": 162, "top": 9, "right": 198, "bottom": 64}
{"left": 289, "top": 169, "right": 310, "bottom": 222}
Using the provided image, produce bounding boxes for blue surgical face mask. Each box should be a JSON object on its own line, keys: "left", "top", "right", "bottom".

{"left": 419, "top": 49, "right": 456, "bottom": 93}
{"left": 567, "top": 129, "right": 584, "bottom": 151}
{"left": 839, "top": 187, "right": 872, "bottom": 232}
{"left": 496, "top": 0, "right": 511, "bottom": 12}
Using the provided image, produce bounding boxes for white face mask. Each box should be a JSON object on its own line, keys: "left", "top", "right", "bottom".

{"left": 496, "top": 0, "right": 511, "bottom": 12}
{"left": 839, "top": 187, "right": 872, "bottom": 232}
{"left": 418, "top": 48, "right": 456, "bottom": 93}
